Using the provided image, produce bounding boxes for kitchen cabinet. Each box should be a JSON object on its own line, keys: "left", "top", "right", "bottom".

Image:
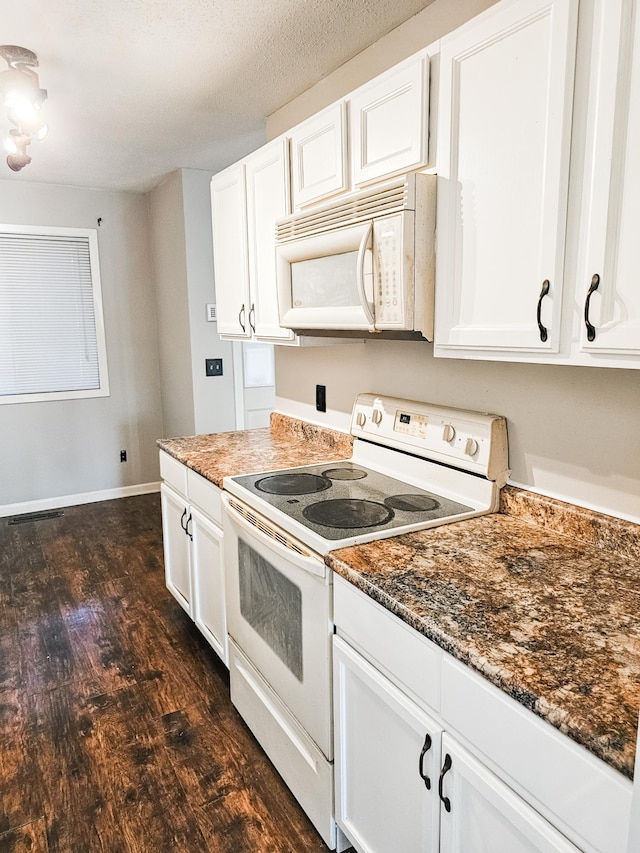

{"left": 349, "top": 53, "right": 430, "bottom": 187}
{"left": 333, "top": 575, "right": 631, "bottom": 853}
{"left": 573, "top": 0, "right": 640, "bottom": 363}
{"left": 159, "top": 451, "right": 227, "bottom": 665}
{"left": 438, "top": 735, "right": 579, "bottom": 852}
{"left": 333, "top": 635, "right": 442, "bottom": 853}
{"left": 434, "top": 0, "right": 640, "bottom": 369}
{"left": 211, "top": 138, "right": 295, "bottom": 343}
{"left": 434, "top": 0, "right": 578, "bottom": 355}
{"left": 289, "top": 102, "right": 349, "bottom": 210}
{"left": 290, "top": 48, "right": 433, "bottom": 211}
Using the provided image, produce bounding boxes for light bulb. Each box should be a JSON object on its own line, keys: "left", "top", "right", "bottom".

{"left": 36, "top": 123, "right": 48, "bottom": 141}
{"left": 3, "top": 134, "right": 18, "bottom": 154}
{"left": 11, "top": 95, "right": 38, "bottom": 124}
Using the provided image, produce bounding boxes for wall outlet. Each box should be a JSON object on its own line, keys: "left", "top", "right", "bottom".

{"left": 205, "top": 358, "right": 223, "bottom": 376}
{"left": 316, "top": 384, "right": 327, "bottom": 413}
{"left": 120, "top": 450, "right": 127, "bottom": 462}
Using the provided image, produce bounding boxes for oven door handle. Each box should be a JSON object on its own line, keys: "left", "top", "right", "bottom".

{"left": 222, "top": 493, "right": 327, "bottom": 579}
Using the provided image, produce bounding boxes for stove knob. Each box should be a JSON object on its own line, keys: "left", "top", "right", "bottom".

{"left": 356, "top": 411, "right": 366, "bottom": 427}
{"left": 442, "top": 423, "right": 456, "bottom": 442}
{"left": 465, "top": 438, "right": 479, "bottom": 457}
{"left": 371, "top": 409, "right": 383, "bottom": 425}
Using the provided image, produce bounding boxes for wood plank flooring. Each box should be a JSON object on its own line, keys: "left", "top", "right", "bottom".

{"left": 0, "top": 494, "right": 330, "bottom": 852}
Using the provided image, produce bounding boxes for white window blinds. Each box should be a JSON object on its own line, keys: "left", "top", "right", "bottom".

{"left": 0, "top": 226, "right": 109, "bottom": 403}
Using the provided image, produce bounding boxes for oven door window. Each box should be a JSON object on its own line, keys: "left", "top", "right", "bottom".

{"left": 238, "top": 539, "right": 303, "bottom": 681}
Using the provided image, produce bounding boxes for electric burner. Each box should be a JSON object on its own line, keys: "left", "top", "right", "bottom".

{"left": 255, "top": 472, "right": 332, "bottom": 495}
{"left": 384, "top": 494, "right": 440, "bottom": 512}
{"left": 303, "top": 498, "right": 394, "bottom": 530}
{"left": 322, "top": 467, "right": 367, "bottom": 481}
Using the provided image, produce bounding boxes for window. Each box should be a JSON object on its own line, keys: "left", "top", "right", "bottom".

{"left": 0, "top": 225, "right": 109, "bottom": 404}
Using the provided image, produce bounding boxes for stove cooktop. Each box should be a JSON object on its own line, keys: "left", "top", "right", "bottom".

{"left": 229, "top": 460, "right": 473, "bottom": 542}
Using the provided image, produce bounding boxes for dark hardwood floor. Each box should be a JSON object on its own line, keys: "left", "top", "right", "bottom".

{"left": 0, "top": 494, "right": 330, "bottom": 852}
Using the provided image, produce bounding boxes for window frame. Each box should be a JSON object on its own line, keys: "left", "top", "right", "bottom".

{"left": 0, "top": 223, "right": 110, "bottom": 405}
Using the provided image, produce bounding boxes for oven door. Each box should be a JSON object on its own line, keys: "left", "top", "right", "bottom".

{"left": 222, "top": 493, "right": 333, "bottom": 758}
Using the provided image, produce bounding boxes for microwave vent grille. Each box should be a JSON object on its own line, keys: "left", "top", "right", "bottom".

{"left": 276, "top": 176, "right": 416, "bottom": 242}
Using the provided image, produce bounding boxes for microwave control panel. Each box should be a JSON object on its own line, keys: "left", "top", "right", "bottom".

{"left": 373, "top": 215, "right": 408, "bottom": 327}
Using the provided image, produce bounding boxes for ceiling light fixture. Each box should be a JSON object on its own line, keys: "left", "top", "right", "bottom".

{"left": 0, "top": 45, "right": 48, "bottom": 172}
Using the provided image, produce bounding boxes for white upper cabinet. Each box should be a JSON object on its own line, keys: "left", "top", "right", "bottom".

{"left": 574, "top": 0, "right": 640, "bottom": 363}
{"left": 349, "top": 53, "right": 430, "bottom": 187}
{"left": 211, "top": 163, "right": 251, "bottom": 338}
{"left": 289, "top": 102, "right": 349, "bottom": 210}
{"left": 434, "top": 0, "right": 579, "bottom": 356}
{"left": 211, "top": 138, "right": 295, "bottom": 343}
{"left": 245, "top": 139, "right": 295, "bottom": 342}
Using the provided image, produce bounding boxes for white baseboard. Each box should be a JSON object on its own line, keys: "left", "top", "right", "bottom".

{"left": 0, "top": 481, "right": 161, "bottom": 519}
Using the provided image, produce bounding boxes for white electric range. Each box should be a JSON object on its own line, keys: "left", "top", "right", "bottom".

{"left": 221, "top": 394, "right": 509, "bottom": 850}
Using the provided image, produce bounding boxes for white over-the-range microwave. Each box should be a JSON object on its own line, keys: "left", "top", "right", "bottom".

{"left": 275, "top": 173, "right": 436, "bottom": 338}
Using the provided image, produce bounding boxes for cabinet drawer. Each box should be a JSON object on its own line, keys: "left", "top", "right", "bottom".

{"left": 441, "top": 657, "right": 632, "bottom": 853}
{"left": 334, "top": 575, "right": 441, "bottom": 712}
{"left": 186, "top": 468, "right": 222, "bottom": 525}
{"left": 159, "top": 450, "right": 188, "bottom": 497}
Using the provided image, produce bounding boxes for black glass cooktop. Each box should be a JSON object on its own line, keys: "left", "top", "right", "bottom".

{"left": 230, "top": 461, "right": 473, "bottom": 541}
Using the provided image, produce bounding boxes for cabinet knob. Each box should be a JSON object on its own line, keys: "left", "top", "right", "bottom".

{"left": 584, "top": 274, "right": 600, "bottom": 342}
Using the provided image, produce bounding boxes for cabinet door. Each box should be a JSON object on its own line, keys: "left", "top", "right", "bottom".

{"left": 290, "top": 102, "right": 348, "bottom": 209}
{"left": 576, "top": 0, "right": 640, "bottom": 359}
{"left": 245, "top": 139, "right": 295, "bottom": 342}
{"left": 439, "top": 735, "right": 580, "bottom": 853}
{"left": 434, "top": 0, "right": 578, "bottom": 355}
{"left": 350, "top": 53, "right": 429, "bottom": 187}
{"left": 190, "top": 505, "right": 227, "bottom": 665}
{"left": 160, "top": 483, "right": 192, "bottom": 616}
{"left": 333, "top": 636, "right": 441, "bottom": 853}
{"left": 211, "top": 164, "right": 251, "bottom": 337}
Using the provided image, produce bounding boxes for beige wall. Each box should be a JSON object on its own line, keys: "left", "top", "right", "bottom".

{"left": 269, "top": 0, "right": 640, "bottom": 522}
{"left": 149, "top": 169, "right": 237, "bottom": 438}
{"left": 0, "top": 180, "right": 163, "bottom": 510}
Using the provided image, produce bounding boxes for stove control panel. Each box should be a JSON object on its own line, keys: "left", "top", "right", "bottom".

{"left": 351, "top": 393, "right": 509, "bottom": 484}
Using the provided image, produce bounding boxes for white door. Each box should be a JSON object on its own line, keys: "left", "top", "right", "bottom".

{"left": 232, "top": 341, "right": 275, "bottom": 430}
{"left": 350, "top": 53, "right": 429, "bottom": 187}
{"left": 290, "top": 101, "right": 349, "bottom": 209}
{"left": 211, "top": 164, "right": 252, "bottom": 337}
{"left": 160, "top": 483, "right": 192, "bottom": 616}
{"left": 439, "top": 734, "right": 580, "bottom": 853}
{"left": 333, "top": 636, "right": 441, "bottom": 853}
{"left": 191, "top": 505, "right": 227, "bottom": 665}
{"left": 245, "top": 138, "right": 295, "bottom": 342}
{"left": 577, "top": 0, "right": 640, "bottom": 359}
{"left": 434, "top": 0, "right": 578, "bottom": 354}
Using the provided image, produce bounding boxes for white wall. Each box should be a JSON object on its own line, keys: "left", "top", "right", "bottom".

{"left": 149, "top": 169, "right": 237, "bottom": 438}
{"left": 0, "top": 180, "right": 164, "bottom": 510}
{"left": 270, "top": 0, "right": 640, "bottom": 523}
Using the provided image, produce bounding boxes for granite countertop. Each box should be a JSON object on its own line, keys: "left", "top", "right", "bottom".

{"left": 157, "top": 412, "right": 353, "bottom": 487}
{"left": 327, "top": 486, "right": 640, "bottom": 779}
{"left": 157, "top": 417, "right": 640, "bottom": 779}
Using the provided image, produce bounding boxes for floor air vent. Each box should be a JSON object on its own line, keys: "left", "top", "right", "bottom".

{"left": 8, "top": 510, "right": 64, "bottom": 525}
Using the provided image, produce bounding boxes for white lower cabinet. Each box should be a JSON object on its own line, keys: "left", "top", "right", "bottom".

{"left": 333, "top": 575, "right": 630, "bottom": 853}
{"left": 438, "top": 735, "right": 579, "bottom": 853}
{"left": 159, "top": 452, "right": 227, "bottom": 665}
{"left": 334, "top": 636, "right": 442, "bottom": 853}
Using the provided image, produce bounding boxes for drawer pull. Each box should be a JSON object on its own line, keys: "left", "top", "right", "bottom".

{"left": 584, "top": 273, "right": 600, "bottom": 342}
{"left": 418, "top": 733, "right": 432, "bottom": 789}
{"left": 439, "top": 752, "right": 452, "bottom": 813}
{"left": 537, "top": 279, "right": 550, "bottom": 342}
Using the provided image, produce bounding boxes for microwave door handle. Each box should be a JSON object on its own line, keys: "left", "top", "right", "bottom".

{"left": 357, "top": 221, "right": 376, "bottom": 331}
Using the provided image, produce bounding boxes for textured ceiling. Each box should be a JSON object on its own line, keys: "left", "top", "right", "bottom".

{"left": 0, "top": 0, "right": 435, "bottom": 192}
